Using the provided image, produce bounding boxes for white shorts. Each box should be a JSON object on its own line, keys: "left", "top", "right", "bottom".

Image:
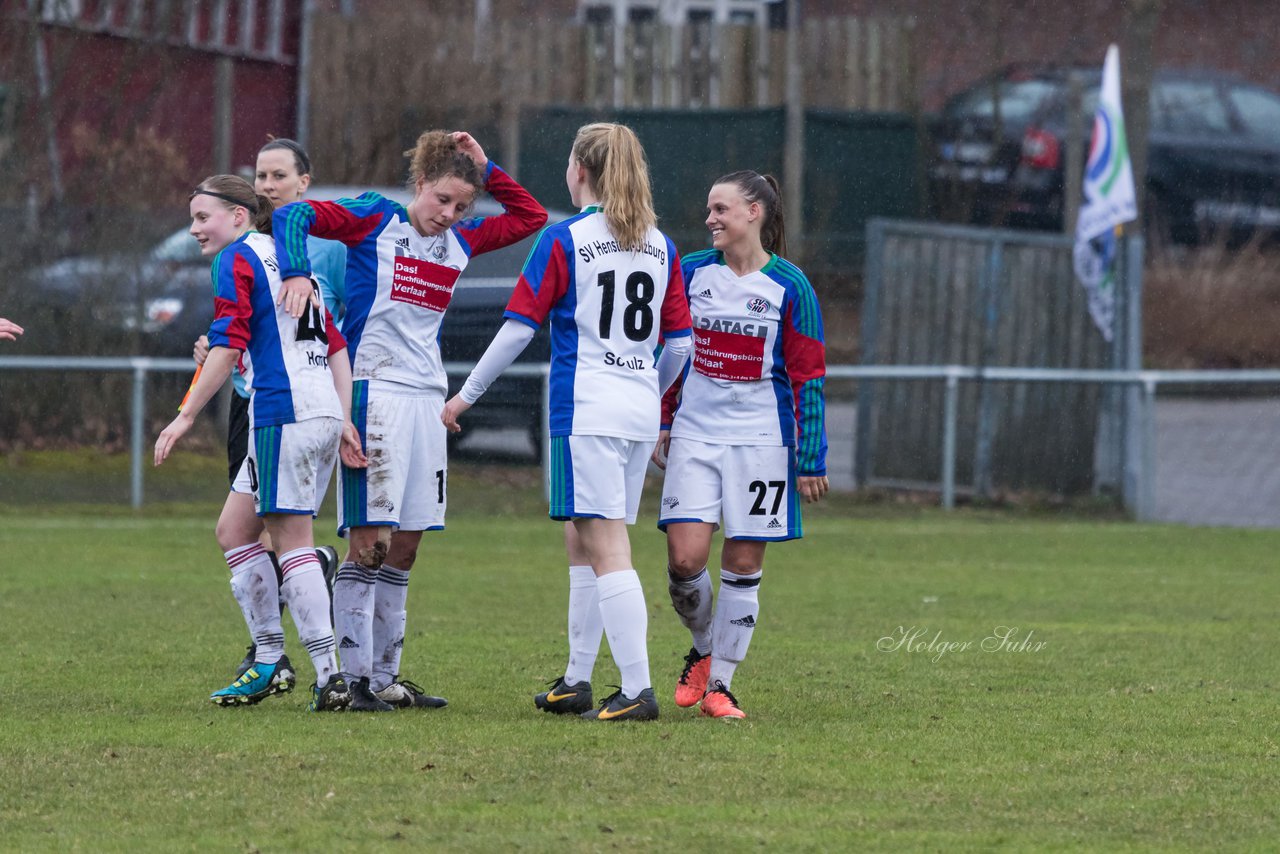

{"left": 548, "top": 434, "right": 652, "bottom": 524}
{"left": 658, "top": 438, "right": 800, "bottom": 540}
{"left": 238, "top": 417, "right": 340, "bottom": 517}
{"left": 338, "top": 380, "right": 448, "bottom": 534}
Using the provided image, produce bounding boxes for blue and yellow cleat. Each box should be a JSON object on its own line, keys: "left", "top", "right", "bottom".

{"left": 210, "top": 655, "right": 295, "bottom": 706}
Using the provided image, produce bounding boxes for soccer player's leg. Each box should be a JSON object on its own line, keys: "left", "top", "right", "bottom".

{"left": 533, "top": 521, "right": 600, "bottom": 714}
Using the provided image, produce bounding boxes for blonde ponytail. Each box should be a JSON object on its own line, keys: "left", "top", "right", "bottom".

{"left": 571, "top": 122, "right": 656, "bottom": 252}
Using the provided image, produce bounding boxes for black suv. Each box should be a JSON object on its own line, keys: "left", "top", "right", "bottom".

{"left": 928, "top": 65, "right": 1280, "bottom": 244}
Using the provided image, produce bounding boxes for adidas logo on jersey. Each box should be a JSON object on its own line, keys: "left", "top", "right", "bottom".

{"left": 767, "top": 518, "right": 782, "bottom": 529}
{"left": 395, "top": 237, "right": 410, "bottom": 249}
{"left": 697, "top": 288, "right": 712, "bottom": 298}
{"left": 339, "top": 635, "right": 359, "bottom": 649}
{"left": 730, "top": 615, "right": 756, "bottom": 628}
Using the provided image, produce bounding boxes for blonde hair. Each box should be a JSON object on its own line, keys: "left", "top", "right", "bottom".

{"left": 571, "top": 122, "right": 655, "bottom": 252}
{"left": 404, "top": 130, "right": 484, "bottom": 192}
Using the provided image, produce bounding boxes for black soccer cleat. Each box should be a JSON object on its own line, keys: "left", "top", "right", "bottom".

{"left": 375, "top": 677, "right": 448, "bottom": 709}
{"left": 308, "top": 673, "right": 353, "bottom": 712}
{"left": 349, "top": 676, "right": 395, "bottom": 712}
{"left": 535, "top": 676, "right": 594, "bottom": 715}
{"left": 580, "top": 686, "right": 659, "bottom": 722}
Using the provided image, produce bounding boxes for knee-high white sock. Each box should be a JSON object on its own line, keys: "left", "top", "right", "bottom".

{"left": 278, "top": 548, "right": 337, "bottom": 684}
{"left": 226, "top": 543, "right": 284, "bottom": 665}
{"left": 332, "top": 561, "right": 377, "bottom": 679}
{"left": 668, "top": 566, "right": 712, "bottom": 655}
{"left": 596, "top": 569, "right": 650, "bottom": 698}
{"left": 564, "top": 565, "right": 603, "bottom": 686}
{"left": 370, "top": 564, "right": 410, "bottom": 692}
{"left": 710, "top": 568, "right": 762, "bottom": 691}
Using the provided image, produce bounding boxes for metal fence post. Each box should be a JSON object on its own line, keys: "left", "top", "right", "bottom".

{"left": 855, "top": 219, "right": 887, "bottom": 488}
{"left": 1138, "top": 377, "right": 1157, "bottom": 522}
{"left": 130, "top": 362, "right": 148, "bottom": 509}
{"left": 941, "top": 368, "right": 959, "bottom": 509}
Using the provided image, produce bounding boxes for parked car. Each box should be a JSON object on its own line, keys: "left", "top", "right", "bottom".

{"left": 28, "top": 186, "right": 565, "bottom": 453}
{"left": 928, "top": 65, "right": 1280, "bottom": 245}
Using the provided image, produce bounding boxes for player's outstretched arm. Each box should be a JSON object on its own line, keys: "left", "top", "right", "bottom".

{"left": 155, "top": 347, "right": 238, "bottom": 465}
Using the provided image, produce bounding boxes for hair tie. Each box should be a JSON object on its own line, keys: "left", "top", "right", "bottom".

{"left": 190, "top": 188, "right": 258, "bottom": 214}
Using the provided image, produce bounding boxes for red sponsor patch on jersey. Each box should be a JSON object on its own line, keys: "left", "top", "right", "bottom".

{"left": 390, "top": 256, "right": 461, "bottom": 312}
{"left": 692, "top": 326, "right": 766, "bottom": 382}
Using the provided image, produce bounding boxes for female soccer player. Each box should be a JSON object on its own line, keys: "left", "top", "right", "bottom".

{"left": 274, "top": 130, "right": 546, "bottom": 710}
{"left": 193, "top": 138, "right": 347, "bottom": 704}
{"left": 155, "top": 175, "right": 366, "bottom": 712}
{"left": 442, "top": 122, "right": 692, "bottom": 722}
{"left": 654, "top": 171, "right": 828, "bottom": 720}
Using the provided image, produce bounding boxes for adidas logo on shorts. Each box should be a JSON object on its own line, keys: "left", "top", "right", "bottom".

{"left": 767, "top": 518, "right": 782, "bottom": 529}
{"left": 339, "top": 635, "right": 359, "bottom": 649}
{"left": 730, "top": 615, "right": 756, "bottom": 628}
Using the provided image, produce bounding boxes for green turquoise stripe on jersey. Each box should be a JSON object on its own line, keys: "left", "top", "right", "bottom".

{"left": 549, "top": 435, "right": 571, "bottom": 518}
{"left": 798, "top": 379, "right": 826, "bottom": 471}
{"left": 343, "top": 380, "right": 369, "bottom": 528}
{"left": 284, "top": 203, "right": 316, "bottom": 274}
{"left": 683, "top": 248, "right": 720, "bottom": 267}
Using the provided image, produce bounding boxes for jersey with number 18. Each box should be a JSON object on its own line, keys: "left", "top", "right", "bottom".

{"left": 504, "top": 206, "right": 692, "bottom": 442}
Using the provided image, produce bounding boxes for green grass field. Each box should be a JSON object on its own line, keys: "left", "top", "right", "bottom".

{"left": 0, "top": 460, "right": 1277, "bottom": 851}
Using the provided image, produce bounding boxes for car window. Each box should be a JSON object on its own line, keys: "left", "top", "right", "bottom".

{"left": 1151, "top": 81, "right": 1232, "bottom": 135}
{"left": 947, "top": 79, "right": 1059, "bottom": 123}
{"left": 1229, "top": 85, "right": 1280, "bottom": 141}
{"left": 150, "top": 228, "right": 204, "bottom": 263}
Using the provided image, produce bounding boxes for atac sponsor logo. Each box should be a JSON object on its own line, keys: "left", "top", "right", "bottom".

{"left": 745, "top": 297, "right": 770, "bottom": 316}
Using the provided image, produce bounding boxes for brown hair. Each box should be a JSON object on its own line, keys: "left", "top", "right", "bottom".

{"left": 403, "top": 130, "right": 485, "bottom": 193}
{"left": 714, "top": 170, "right": 787, "bottom": 257}
{"left": 571, "top": 122, "right": 656, "bottom": 252}
{"left": 191, "top": 175, "right": 274, "bottom": 235}
{"left": 259, "top": 137, "right": 313, "bottom": 178}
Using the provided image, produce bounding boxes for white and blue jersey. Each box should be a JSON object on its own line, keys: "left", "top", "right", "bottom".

{"left": 504, "top": 206, "right": 692, "bottom": 442}
{"left": 662, "top": 249, "right": 827, "bottom": 476}
{"left": 273, "top": 162, "right": 546, "bottom": 395}
{"left": 206, "top": 231, "right": 345, "bottom": 428}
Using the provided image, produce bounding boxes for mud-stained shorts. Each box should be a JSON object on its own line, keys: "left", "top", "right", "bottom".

{"left": 339, "top": 380, "right": 447, "bottom": 535}
{"left": 657, "top": 438, "right": 801, "bottom": 541}
{"left": 548, "top": 434, "right": 652, "bottom": 524}
{"left": 237, "top": 416, "right": 340, "bottom": 517}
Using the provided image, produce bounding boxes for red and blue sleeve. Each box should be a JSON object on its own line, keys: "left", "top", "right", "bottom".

{"left": 274, "top": 197, "right": 385, "bottom": 280}
{"left": 782, "top": 279, "right": 828, "bottom": 476}
{"left": 504, "top": 228, "right": 570, "bottom": 329}
{"left": 206, "top": 247, "right": 256, "bottom": 352}
{"left": 660, "top": 239, "right": 692, "bottom": 339}
{"left": 324, "top": 307, "right": 347, "bottom": 357}
{"left": 453, "top": 162, "right": 548, "bottom": 256}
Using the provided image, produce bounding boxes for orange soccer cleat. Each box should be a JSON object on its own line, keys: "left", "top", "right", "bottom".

{"left": 700, "top": 680, "right": 746, "bottom": 719}
{"left": 675, "top": 648, "right": 711, "bottom": 708}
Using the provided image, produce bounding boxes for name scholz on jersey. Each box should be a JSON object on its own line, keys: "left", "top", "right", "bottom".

{"left": 578, "top": 238, "right": 667, "bottom": 265}
{"left": 604, "top": 351, "right": 647, "bottom": 370}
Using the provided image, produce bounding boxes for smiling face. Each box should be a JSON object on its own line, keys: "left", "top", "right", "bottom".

{"left": 188, "top": 194, "right": 246, "bottom": 256}
{"left": 254, "top": 148, "right": 310, "bottom": 205}
{"left": 408, "top": 174, "right": 477, "bottom": 237}
{"left": 705, "top": 182, "right": 761, "bottom": 251}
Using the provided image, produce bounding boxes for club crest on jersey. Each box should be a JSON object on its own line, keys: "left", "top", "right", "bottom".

{"left": 746, "top": 297, "right": 770, "bottom": 315}
{"left": 431, "top": 242, "right": 448, "bottom": 261}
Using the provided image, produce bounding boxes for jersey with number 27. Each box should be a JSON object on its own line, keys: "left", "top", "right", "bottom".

{"left": 505, "top": 207, "right": 692, "bottom": 442}
{"left": 206, "top": 231, "right": 345, "bottom": 428}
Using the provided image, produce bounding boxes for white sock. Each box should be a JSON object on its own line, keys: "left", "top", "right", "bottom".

{"left": 596, "top": 569, "right": 650, "bottom": 698}
{"left": 279, "top": 548, "right": 337, "bottom": 684}
{"left": 564, "top": 565, "right": 603, "bottom": 686}
{"left": 332, "top": 561, "right": 377, "bottom": 679}
{"left": 225, "top": 543, "right": 284, "bottom": 665}
{"left": 710, "top": 568, "right": 762, "bottom": 691}
{"left": 370, "top": 564, "right": 410, "bottom": 692}
{"left": 667, "top": 566, "right": 712, "bottom": 655}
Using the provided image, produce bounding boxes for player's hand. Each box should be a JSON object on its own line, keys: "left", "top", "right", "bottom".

{"left": 154, "top": 413, "right": 195, "bottom": 466}
{"left": 651, "top": 430, "right": 672, "bottom": 470}
{"left": 278, "top": 275, "right": 319, "bottom": 319}
{"left": 193, "top": 335, "right": 209, "bottom": 366}
{"left": 441, "top": 395, "right": 471, "bottom": 434}
{"left": 339, "top": 421, "right": 368, "bottom": 469}
{"left": 452, "top": 132, "right": 488, "bottom": 170}
{"left": 0, "top": 317, "right": 23, "bottom": 341}
{"left": 798, "top": 475, "right": 829, "bottom": 504}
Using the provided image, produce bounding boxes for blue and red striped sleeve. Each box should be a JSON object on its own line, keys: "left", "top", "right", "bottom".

{"left": 453, "top": 162, "right": 548, "bottom": 257}
{"left": 781, "top": 272, "right": 828, "bottom": 476}
{"left": 206, "top": 246, "right": 256, "bottom": 351}
{"left": 274, "top": 197, "right": 386, "bottom": 280}
{"left": 659, "top": 237, "right": 692, "bottom": 339}
{"left": 504, "top": 227, "right": 571, "bottom": 329}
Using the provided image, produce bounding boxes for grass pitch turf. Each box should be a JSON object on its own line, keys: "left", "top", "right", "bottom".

{"left": 0, "top": 460, "right": 1277, "bottom": 850}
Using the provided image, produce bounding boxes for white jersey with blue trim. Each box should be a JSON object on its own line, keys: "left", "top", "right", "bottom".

{"left": 505, "top": 207, "right": 692, "bottom": 442}
{"left": 206, "top": 232, "right": 344, "bottom": 428}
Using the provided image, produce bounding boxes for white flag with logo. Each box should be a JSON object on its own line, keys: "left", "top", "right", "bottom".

{"left": 1074, "top": 44, "right": 1138, "bottom": 342}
